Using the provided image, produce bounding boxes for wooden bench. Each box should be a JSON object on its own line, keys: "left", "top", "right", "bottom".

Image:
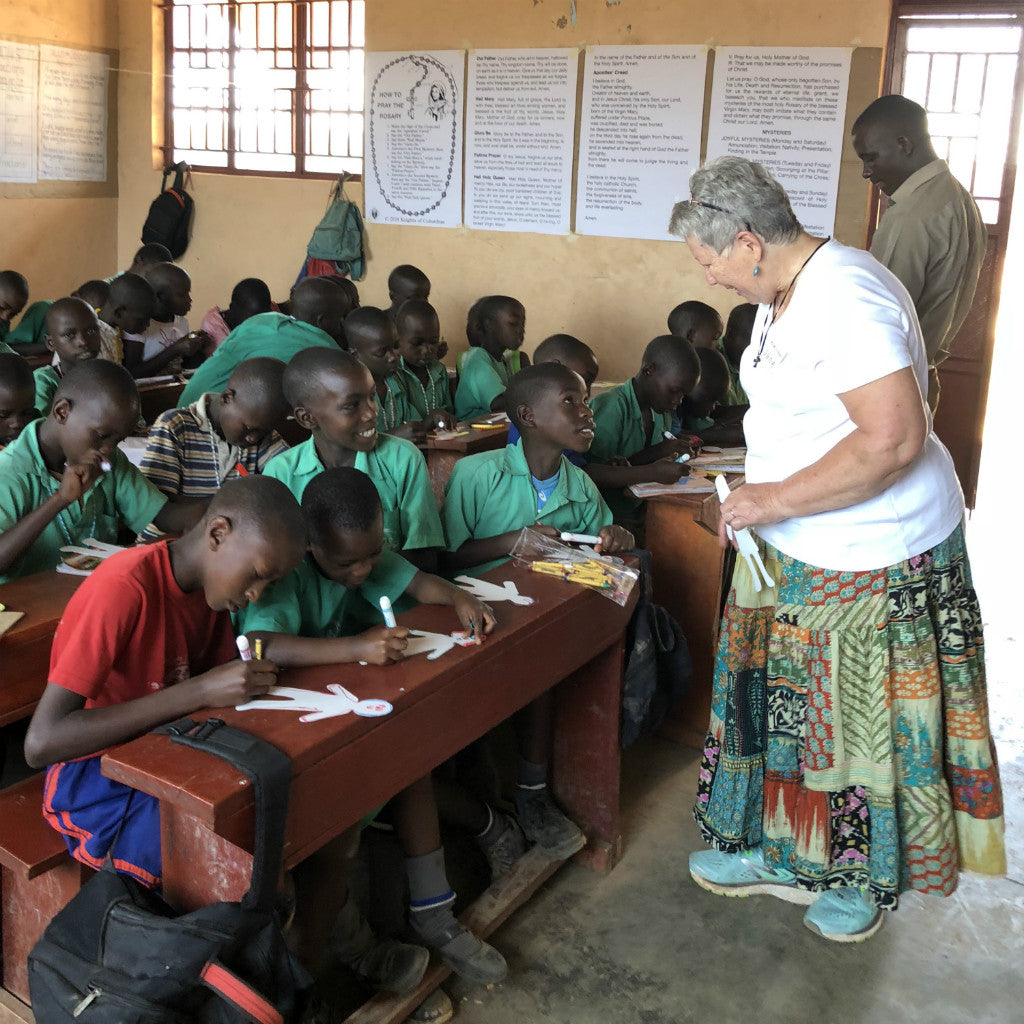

{"left": 0, "top": 573, "right": 84, "bottom": 728}
{"left": 137, "top": 376, "right": 186, "bottom": 425}
{"left": 0, "top": 774, "right": 87, "bottom": 1017}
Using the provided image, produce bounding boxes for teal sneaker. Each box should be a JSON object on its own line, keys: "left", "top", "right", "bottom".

{"left": 803, "top": 887, "right": 884, "bottom": 943}
{"left": 688, "top": 847, "right": 817, "bottom": 905}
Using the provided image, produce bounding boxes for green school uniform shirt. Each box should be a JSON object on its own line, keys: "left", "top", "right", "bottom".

{"left": 0, "top": 420, "right": 167, "bottom": 583}
{"left": 398, "top": 359, "right": 454, "bottom": 419}
{"left": 180, "top": 313, "right": 339, "bottom": 405}
{"left": 33, "top": 364, "right": 61, "bottom": 417}
{"left": 235, "top": 548, "right": 418, "bottom": 638}
{"left": 0, "top": 339, "right": 15, "bottom": 355}
{"left": 5, "top": 301, "right": 52, "bottom": 348}
{"left": 589, "top": 380, "right": 672, "bottom": 521}
{"left": 454, "top": 347, "right": 510, "bottom": 421}
{"left": 376, "top": 374, "right": 417, "bottom": 432}
{"left": 444, "top": 440, "right": 612, "bottom": 576}
{"left": 263, "top": 433, "right": 444, "bottom": 552}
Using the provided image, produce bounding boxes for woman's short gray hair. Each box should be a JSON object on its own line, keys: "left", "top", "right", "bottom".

{"left": 668, "top": 156, "right": 802, "bottom": 252}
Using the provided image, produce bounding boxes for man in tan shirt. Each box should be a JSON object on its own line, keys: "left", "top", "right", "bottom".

{"left": 851, "top": 95, "right": 986, "bottom": 411}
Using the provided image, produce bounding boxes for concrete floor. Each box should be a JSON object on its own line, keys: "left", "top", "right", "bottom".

{"left": 438, "top": 469, "right": 1024, "bottom": 1024}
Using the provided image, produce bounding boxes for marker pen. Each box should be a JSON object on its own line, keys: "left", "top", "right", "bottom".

{"left": 236, "top": 635, "right": 253, "bottom": 662}
{"left": 379, "top": 596, "right": 398, "bottom": 629}
{"left": 235, "top": 462, "right": 249, "bottom": 477}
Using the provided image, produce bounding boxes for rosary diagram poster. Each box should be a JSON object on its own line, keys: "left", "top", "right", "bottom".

{"left": 465, "top": 49, "right": 578, "bottom": 235}
{"left": 577, "top": 46, "right": 707, "bottom": 241}
{"left": 363, "top": 50, "right": 465, "bottom": 228}
{"left": 706, "top": 47, "right": 852, "bottom": 237}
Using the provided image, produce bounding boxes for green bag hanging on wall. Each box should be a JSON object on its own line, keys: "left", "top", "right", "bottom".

{"left": 306, "top": 175, "right": 366, "bottom": 281}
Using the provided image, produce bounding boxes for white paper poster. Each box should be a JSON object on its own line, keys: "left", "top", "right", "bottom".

{"left": 0, "top": 40, "right": 38, "bottom": 183}
{"left": 577, "top": 45, "right": 707, "bottom": 241}
{"left": 465, "top": 49, "right": 578, "bottom": 235}
{"left": 38, "top": 44, "right": 109, "bottom": 181}
{"left": 364, "top": 50, "right": 464, "bottom": 228}
{"left": 706, "top": 47, "right": 852, "bottom": 237}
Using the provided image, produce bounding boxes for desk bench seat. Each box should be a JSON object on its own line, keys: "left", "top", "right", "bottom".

{"left": 0, "top": 774, "right": 87, "bottom": 1013}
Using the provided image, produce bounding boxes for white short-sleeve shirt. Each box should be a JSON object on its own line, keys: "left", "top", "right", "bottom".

{"left": 742, "top": 239, "right": 963, "bottom": 571}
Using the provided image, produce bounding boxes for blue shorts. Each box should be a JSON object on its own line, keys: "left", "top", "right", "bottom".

{"left": 43, "top": 758, "right": 162, "bottom": 888}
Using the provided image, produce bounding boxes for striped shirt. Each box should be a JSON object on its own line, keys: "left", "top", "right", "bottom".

{"left": 138, "top": 392, "right": 288, "bottom": 539}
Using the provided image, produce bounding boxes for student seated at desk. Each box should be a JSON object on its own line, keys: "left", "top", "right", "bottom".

{"left": 266, "top": 348, "right": 444, "bottom": 572}
{"left": 396, "top": 299, "right": 455, "bottom": 424}
{"left": 674, "top": 346, "right": 745, "bottom": 448}
{"left": 0, "top": 270, "right": 30, "bottom": 353}
{"left": 721, "top": 301, "right": 756, "bottom": 408}
{"left": 0, "top": 361, "right": 206, "bottom": 584}
{"left": 454, "top": 295, "right": 528, "bottom": 421}
{"left": 123, "top": 263, "right": 207, "bottom": 379}
{"left": 506, "top": 333, "right": 599, "bottom": 466}
{"left": 71, "top": 280, "right": 122, "bottom": 366}
{"left": 22, "top": 480, "right": 318, "bottom": 942}
{"left": 179, "top": 276, "right": 351, "bottom": 405}
{"left": 0, "top": 352, "right": 37, "bottom": 448}
{"left": 236, "top": 467, "right": 507, "bottom": 987}
{"left": 587, "top": 335, "right": 701, "bottom": 534}
{"left": 34, "top": 298, "right": 102, "bottom": 416}
{"left": 107, "top": 241, "right": 173, "bottom": 284}
{"left": 667, "top": 299, "right": 724, "bottom": 350}
{"left": 96, "top": 272, "right": 157, "bottom": 372}
{"left": 199, "top": 276, "right": 274, "bottom": 355}
{"left": 345, "top": 306, "right": 444, "bottom": 437}
{"left": 138, "top": 357, "right": 290, "bottom": 539}
{"left": 385, "top": 263, "right": 430, "bottom": 322}
{"left": 444, "top": 364, "right": 634, "bottom": 860}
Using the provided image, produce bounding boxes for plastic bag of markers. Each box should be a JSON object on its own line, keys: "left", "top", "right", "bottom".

{"left": 509, "top": 528, "right": 639, "bottom": 606}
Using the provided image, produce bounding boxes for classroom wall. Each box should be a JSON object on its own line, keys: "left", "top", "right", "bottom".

{"left": 115, "top": 0, "right": 890, "bottom": 380}
{"left": 0, "top": 0, "right": 119, "bottom": 300}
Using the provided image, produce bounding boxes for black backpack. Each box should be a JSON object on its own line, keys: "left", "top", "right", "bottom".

{"left": 141, "top": 162, "right": 195, "bottom": 258}
{"left": 28, "top": 718, "right": 312, "bottom": 1024}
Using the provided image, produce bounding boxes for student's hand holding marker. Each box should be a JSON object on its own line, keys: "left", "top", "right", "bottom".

{"left": 648, "top": 458, "right": 690, "bottom": 484}
{"left": 450, "top": 589, "right": 496, "bottom": 638}
{"left": 196, "top": 636, "right": 278, "bottom": 706}
{"left": 594, "top": 524, "right": 635, "bottom": 555}
{"left": 353, "top": 624, "right": 411, "bottom": 664}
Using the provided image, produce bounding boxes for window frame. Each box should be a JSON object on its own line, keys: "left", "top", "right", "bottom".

{"left": 161, "top": 0, "right": 364, "bottom": 181}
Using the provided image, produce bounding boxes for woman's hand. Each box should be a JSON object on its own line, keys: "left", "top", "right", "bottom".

{"left": 717, "top": 482, "right": 786, "bottom": 548}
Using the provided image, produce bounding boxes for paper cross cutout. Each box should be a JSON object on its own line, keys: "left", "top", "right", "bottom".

{"left": 454, "top": 576, "right": 535, "bottom": 606}
{"left": 236, "top": 684, "right": 392, "bottom": 722}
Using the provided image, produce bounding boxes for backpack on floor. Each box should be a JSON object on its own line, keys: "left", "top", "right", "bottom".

{"left": 620, "top": 549, "right": 693, "bottom": 748}
{"left": 28, "top": 718, "right": 311, "bottom": 1024}
{"left": 305, "top": 175, "right": 365, "bottom": 281}
{"left": 142, "top": 162, "right": 195, "bottom": 259}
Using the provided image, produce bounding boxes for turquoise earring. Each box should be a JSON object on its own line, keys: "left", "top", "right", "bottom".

{"left": 753, "top": 265, "right": 759, "bottom": 277}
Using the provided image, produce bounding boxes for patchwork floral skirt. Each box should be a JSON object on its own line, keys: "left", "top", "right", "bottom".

{"left": 693, "top": 522, "right": 1005, "bottom": 909}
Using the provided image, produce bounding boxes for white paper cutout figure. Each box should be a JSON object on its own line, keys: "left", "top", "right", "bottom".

{"left": 405, "top": 630, "right": 459, "bottom": 660}
{"left": 453, "top": 576, "right": 535, "bottom": 606}
{"left": 236, "top": 684, "right": 393, "bottom": 722}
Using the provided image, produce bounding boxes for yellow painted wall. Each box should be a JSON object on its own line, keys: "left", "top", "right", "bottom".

{"left": 0, "top": 0, "right": 119, "bottom": 301}
{"left": 113, "top": 0, "right": 890, "bottom": 380}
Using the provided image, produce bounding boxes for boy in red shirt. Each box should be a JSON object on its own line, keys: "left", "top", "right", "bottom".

{"left": 25, "top": 476, "right": 307, "bottom": 886}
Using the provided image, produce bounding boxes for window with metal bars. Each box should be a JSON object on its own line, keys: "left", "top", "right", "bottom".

{"left": 163, "top": 0, "right": 365, "bottom": 177}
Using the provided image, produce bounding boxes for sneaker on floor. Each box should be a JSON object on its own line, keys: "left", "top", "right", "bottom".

{"left": 479, "top": 811, "right": 528, "bottom": 880}
{"left": 803, "top": 887, "right": 884, "bottom": 943}
{"left": 409, "top": 917, "right": 507, "bottom": 986}
{"left": 517, "top": 790, "right": 586, "bottom": 861}
{"left": 688, "top": 847, "right": 817, "bottom": 905}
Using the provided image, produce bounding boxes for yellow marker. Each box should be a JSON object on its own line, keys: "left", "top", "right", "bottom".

{"left": 253, "top": 638, "right": 264, "bottom": 660}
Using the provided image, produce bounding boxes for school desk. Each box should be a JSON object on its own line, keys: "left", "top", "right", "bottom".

{"left": 0, "top": 571, "right": 83, "bottom": 727}
{"left": 137, "top": 375, "right": 186, "bottom": 424}
{"left": 642, "top": 478, "right": 741, "bottom": 749}
{"left": 424, "top": 422, "right": 510, "bottom": 507}
{"left": 101, "top": 562, "right": 635, "bottom": 1023}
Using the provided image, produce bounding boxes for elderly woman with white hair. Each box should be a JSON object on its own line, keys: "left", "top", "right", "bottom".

{"left": 668, "top": 156, "right": 1004, "bottom": 942}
